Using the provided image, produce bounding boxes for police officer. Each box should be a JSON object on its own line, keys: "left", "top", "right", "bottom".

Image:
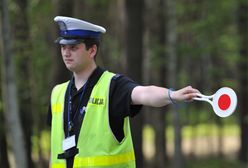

{"left": 47, "top": 16, "right": 199, "bottom": 168}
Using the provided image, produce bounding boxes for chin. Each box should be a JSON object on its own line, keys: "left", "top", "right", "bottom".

{"left": 66, "top": 66, "right": 74, "bottom": 71}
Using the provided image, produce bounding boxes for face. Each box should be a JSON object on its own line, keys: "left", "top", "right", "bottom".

{"left": 61, "top": 43, "right": 95, "bottom": 72}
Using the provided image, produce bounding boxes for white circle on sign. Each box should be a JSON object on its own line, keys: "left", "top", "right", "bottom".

{"left": 212, "top": 87, "right": 237, "bottom": 117}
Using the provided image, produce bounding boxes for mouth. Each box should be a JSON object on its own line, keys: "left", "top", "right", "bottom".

{"left": 64, "top": 59, "right": 73, "bottom": 63}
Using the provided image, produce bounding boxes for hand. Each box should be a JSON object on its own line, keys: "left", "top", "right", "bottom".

{"left": 171, "top": 86, "right": 200, "bottom": 102}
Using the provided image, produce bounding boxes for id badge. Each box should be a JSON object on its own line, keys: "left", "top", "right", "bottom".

{"left": 62, "top": 135, "right": 76, "bottom": 151}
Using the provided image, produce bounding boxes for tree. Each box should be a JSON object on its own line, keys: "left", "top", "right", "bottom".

{"left": 124, "top": 0, "right": 144, "bottom": 167}
{"left": 0, "top": 102, "right": 9, "bottom": 168}
{"left": 165, "top": 0, "right": 184, "bottom": 167}
{"left": 0, "top": 0, "right": 28, "bottom": 167}
{"left": 152, "top": 0, "right": 168, "bottom": 167}
{"left": 12, "top": 0, "right": 34, "bottom": 166}
{"left": 51, "top": 0, "right": 74, "bottom": 85}
{"left": 0, "top": 14, "right": 9, "bottom": 168}
{"left": 238, "top": 0, "right": 248, "bottom": 162}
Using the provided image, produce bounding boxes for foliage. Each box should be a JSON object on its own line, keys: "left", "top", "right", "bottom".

{"left": 175, "top": 0, "right": 239, "bottom": 90}
{"left": 0, "top": 0, "right": 246, "bottom": 167}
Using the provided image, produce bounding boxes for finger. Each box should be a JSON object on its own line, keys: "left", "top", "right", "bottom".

{"left": 188, "top": 88, "right": 200, "bottom": 94}
{"left": 185, "top": 93, "right": 199, "bottom": 101}
{"left": 183, "top": 87, "right": 198, "bottom": 94}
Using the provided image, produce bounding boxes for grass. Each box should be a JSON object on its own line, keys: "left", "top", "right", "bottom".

{"left": 185, "top": 157, "right": 247, "bottom": 168}
{"left": 143, "top": 123, "right": 240, "bottom": 142}
{"left": 36, "top": 123, "right": 244, "bottom": 167}
{"left": 143, "top": 123, "right": 244, "bottom": 167}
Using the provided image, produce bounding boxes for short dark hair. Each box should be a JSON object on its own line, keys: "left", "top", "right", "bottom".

{"left": 83, "top": 38, "right": 100, "bottom": 50}
{"left": 82, "top": 38, "right": 100, "bottom": 59}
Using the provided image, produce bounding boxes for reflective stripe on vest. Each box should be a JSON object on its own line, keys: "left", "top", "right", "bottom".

{"left": 50, "top": 71, "right": 135, "bottom": 168}
{"left": 73, "top": 151, "right": 135, "bottom": 167}
{"left": 51, "top": 163, "right": 65, "bottom": 168}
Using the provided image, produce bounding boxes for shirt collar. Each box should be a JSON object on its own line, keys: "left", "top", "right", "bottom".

{"left": 70, "top": 66, "right": 105, "bottom": 95}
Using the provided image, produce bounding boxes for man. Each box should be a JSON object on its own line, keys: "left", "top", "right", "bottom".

{"left": 48, "top": 16, "right": 199, "bottom": 168}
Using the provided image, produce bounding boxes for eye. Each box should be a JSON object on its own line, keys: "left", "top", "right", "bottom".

{"left": 71, "top": 45, "right": 77, "bottom": 49}
{"left": 61, "top": 45, "right": 65, "bottom": 49}
{"left": 70, "top": 44, "right": 79, "bottom": 51}
{"left": 60, "top": 44, "right": 79, "bottom": 51}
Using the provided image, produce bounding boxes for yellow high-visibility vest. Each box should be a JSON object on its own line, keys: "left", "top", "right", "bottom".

{"left": 50, "top": 71, "right": 136, "bottom": 168}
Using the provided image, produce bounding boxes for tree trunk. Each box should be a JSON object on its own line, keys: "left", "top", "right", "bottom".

{"left": 143, "top": 1, "right": 168, "bottom": 166}
{"left": 0, "top": 0, "right": 28, "bottom": 167}
{"left": 165, "top": 0, "right": 184, "bottom": 167}
{"left": 154, "top": 108, "right": 167, "bottom": 168}
{"left": 124, "top": 0, "right": 144, "bottom": 167}
{"left": 13, "top": 0, "right": 34, "bottom": 167}
{"left": 0, "top": 111, "right": 10, "bottom": 168}
{"left": 154, "top": 0, "right": 168, "bottom": 167}
{"left": 237, "top": 0, "right": 248, "bottom": 163}
{"left": 51, "top": 0, "right": 74, "bottom": 85}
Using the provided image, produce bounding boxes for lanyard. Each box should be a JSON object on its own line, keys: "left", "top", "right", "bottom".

{"left": 67, "top": 80, "right": 87, "bottom": 137}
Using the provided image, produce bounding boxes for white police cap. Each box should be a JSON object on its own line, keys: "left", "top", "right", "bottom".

{"left": 54, "top": 16, "right": 106, "bottom": 45}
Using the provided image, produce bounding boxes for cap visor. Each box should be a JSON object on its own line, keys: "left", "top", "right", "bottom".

{"left": 54, "top": 37, "right": 82, "bottom": 45}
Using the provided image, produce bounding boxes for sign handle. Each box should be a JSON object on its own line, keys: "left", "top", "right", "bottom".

{"left": 193, "top": 93, "right": 214, "bottom": 105}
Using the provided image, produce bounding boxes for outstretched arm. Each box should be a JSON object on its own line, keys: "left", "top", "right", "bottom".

{"left": 131, "top": 85, "right": 199, "bottom": 107}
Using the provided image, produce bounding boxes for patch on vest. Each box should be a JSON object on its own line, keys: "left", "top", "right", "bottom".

{"left": 88, "top": 97, "right": 105, "bottom": 105}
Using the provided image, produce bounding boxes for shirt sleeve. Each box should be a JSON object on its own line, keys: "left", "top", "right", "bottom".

{"left": 109, "top": 75, "right": 142, "bottom": 118}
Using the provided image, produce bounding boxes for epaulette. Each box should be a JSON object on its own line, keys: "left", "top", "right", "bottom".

{"left": 112, "top": 74, "right": 122, "bottom": 81}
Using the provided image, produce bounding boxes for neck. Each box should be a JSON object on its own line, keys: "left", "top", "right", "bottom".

{"left": 73, "top": 63, "right": 97, "bottom": 90}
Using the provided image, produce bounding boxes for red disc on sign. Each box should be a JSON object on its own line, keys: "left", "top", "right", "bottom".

{"left": 212, "top": 87, "right": 237, "bottom": 117}
{"left": 218, "top": 94, "right": 231, "bottom": 110}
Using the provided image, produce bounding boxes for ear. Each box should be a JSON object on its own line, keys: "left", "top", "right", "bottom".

{"left": 89, "top": 45, "right": 97, "bottom": 59}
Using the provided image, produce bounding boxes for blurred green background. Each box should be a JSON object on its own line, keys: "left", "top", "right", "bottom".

{"left": 0, "top": 0, "right": 247, "bottom": 168}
